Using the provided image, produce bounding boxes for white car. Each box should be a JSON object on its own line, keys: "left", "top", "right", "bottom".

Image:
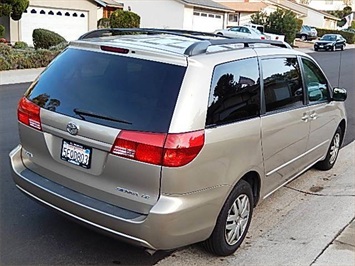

{"left": 214, "top": 26, "right": 270, "bottom": 40}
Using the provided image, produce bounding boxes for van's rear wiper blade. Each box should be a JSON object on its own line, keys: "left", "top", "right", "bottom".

{"left": 73, "top": 108, "right": 132, "bottom": 125}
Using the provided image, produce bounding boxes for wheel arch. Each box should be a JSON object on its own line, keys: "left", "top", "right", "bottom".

{"left": 240, "top": 171, "right": 261, "bottom": 207}
{"left": 339, "top": 119, "right": 346, "bottom": 146}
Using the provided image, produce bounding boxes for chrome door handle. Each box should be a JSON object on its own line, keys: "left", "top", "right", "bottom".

{"left": 310, "top": 113, "right": 318, "bottom": 120}
{"left": 302, "top": 114, "right": 309, "bottom": 122}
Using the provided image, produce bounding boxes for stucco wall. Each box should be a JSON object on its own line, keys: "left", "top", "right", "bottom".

{"left": 121, "top": 0, "right": 185, "bottom": 28}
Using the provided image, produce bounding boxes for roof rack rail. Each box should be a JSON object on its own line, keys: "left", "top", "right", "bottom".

{"left": 78, "top": 28, "right": 227, "bottom": 41}
{"left": 184, "top": 38, "right": 292, "bottom": 56}
{"left": 77, "top": 28, "right": 292, "bottom": 56}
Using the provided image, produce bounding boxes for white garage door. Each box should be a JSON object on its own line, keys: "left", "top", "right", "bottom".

{"left": 21, "top": 6, "right": 88, "bottom": 46}
{"left": 192, "top": 10, "right": 224, "bottom": 32}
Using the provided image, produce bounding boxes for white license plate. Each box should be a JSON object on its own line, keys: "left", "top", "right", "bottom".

{"left": 319, "top": 45, "right": 323, "bottom": 48}
{"left": 61, "top": 140, "right": 92, "bottom": 169}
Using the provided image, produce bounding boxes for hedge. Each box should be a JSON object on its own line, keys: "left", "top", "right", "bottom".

{"left": 316, "top": 28, "right": 355, "bottom": 44}
{"left": 32, "top": 28, "right": 66, "bottom": 49}
{"left": 0, "top": 43, "right": 63, "bottom": 71}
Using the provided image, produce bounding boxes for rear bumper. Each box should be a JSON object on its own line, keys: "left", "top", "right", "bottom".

{"left": 9, "top": 145, "right": 229, "bottom": 250}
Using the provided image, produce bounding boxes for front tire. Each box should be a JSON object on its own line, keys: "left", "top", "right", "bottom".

{"left": 203, "top": 180, "right": 253, "bottom": 256}
{"left": 315, "top": 126, "right": 342, "bottom": 170}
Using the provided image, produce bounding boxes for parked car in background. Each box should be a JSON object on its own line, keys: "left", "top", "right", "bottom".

{"left": 296, "top": 25, "right": 318, "bottom": 41}
{"left": 314, "top": 34, "right": 346, "bottom": 51}
{"left": 214, "top": 26, "right": 269, "bottom": 39}
{"left": 244, "top": 23, "right": 285, "bottom": 41}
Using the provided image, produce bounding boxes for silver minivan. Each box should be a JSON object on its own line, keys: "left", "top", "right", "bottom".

{"left": 10, "top": 29, "right": 347, "bottom": 256}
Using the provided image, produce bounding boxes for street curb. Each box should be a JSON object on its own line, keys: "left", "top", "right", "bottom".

{"left": 0, "top": 68, "right": 44, "bottom": 86}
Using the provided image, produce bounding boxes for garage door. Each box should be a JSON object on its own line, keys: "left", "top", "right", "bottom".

{"left": 21, "top": 6, "right": 88, "bottom": 46}
{"left": 192, "top": 10, "right": 224, "bottom": 32}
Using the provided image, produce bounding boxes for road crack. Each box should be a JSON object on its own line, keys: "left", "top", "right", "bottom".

{"left": 284, "top": 185, "right": 355, "bottom": 197}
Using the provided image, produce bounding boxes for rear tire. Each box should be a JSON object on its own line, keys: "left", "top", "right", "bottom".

{"left": 315, "top": 126, "right": 342, "bottom": 170}
{"left": 203, "top": 180, "right": 253, "bottom": 256}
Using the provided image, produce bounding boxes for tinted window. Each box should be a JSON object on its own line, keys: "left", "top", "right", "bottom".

{"left": 206, "top": 57, "right": 260, "bottom": 127}
{"left": 301, "top": 58, "right": 329, "bottom": 103}
{"left": 262, "top": 58, "right": 303, "bottom": 112}
{"left": 26, "top": 48, "right": 186, "bottom": 133}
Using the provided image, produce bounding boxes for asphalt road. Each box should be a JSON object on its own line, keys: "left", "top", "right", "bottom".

{"left": 0, "top": 49, "right": 354, "bottom": 265}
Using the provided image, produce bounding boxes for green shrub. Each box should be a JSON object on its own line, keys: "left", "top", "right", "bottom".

{"left": 0, "top": 56, "right": 11, "bottom": 71}
{"left": 32, "top": 28, "right": 67, "bottom": 49}
{"left": 0, "top": 43, "right": 11, "bottom": 57}
{"left": 351, "top": 21, "right": 355, "bottom": 29}
{"left": 97, "top": 18, "right": 111, "bottom": 29}
{"left": 316, "top": 28, "right": 355, "bottom": 44}
{"left": 0, "top": 25, "right": 4, "bottom": 38}
{"left": 13, "top": 41, "right": 28, "bottom": 49}
{"left": 49, "top": 41, "right": 68, "bottom": 51}
{"left": 110, "top": 10, "right": 140, "bottom": 28}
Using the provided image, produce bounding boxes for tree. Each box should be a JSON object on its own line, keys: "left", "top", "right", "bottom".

{"left": 0, "top": 0, "right": 29, "bottom": 20}
{"left": 110, "top": 10, "right": 140, "bottom": 28}
{"left": 251, "top": 9, "right": 301, "bottom": 44}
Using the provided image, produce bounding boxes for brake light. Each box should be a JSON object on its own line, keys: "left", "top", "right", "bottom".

{"left": 17, "top": 97, "right": 42, "bottom": 131}
{"left": 101, "top": 46, "right": 129, "bottom": 54}
{"left": 111, "top": 130, "right": 205, "bottom": 167}
{"left": 163, "top": 131, "right": 205, "bottom": 167}
{"left": 261, "top": 36, "right": 265, "bottom": 40}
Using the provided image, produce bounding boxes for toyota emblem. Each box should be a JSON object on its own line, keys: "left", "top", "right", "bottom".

{"left": 66, "top": 122, "right": 79, "bottom": 135}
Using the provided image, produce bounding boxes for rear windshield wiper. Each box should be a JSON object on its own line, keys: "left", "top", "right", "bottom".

{"left": 73, "top": 108, "right": 132, "bottom": 125}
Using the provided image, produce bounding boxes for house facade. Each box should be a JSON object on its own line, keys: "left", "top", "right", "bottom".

{"left": 119, "top": 0, "right": 233, "bottom": 32}
{"left": 215, "top": 0, "right": 339, "bottom": 29}
{"left": 1, "top": 0, "right": 122, "bottom": 45}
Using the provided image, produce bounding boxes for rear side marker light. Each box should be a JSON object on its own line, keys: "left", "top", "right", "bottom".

{"left": 18, "top": 97, "right": 42, "bottom": 131}
{"left": 111, "top": 130, "right": 205, "bottom": 167}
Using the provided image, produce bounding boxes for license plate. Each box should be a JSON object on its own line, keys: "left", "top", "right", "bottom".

{"left": 319, "top": 45, "right": 323, "bottom": 48}
{"left": 61, "top": 140, "right": 92, "bottom": 169}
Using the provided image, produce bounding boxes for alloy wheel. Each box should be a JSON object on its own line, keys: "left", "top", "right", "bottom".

{"left": 225, "top": 194, "right": 250, "bottom": 246}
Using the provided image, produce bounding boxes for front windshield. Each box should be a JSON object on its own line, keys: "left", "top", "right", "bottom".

{"left": 321, "top": 35, "right": 336, "bottom": 41}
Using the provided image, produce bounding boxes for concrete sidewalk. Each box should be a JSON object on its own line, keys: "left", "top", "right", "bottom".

{"left": 0, "top": 67, "right": 44, "bottom": 86}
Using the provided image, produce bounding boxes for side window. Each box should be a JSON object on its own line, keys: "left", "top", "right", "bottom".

{"left": 206, "top": 57, "right": 260, "bottom": 127}
{"left": 301, "top": 58, "right": 330, "bottom": 103}
{"left": 262, "top": 57, "right": 303, "bottom": 112}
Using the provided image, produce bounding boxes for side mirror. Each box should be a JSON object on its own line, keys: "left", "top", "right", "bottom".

{"left": 332, "top": 87, "right": 347, "bottom": 101}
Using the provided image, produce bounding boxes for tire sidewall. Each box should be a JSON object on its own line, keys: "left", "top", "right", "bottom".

{"left": 211, "top": 180, "right": 254, "bottom": 256}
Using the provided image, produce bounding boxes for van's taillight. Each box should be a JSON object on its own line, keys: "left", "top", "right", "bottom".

{"left": 111, "top": 130, "right": 205, "bottom": 167}
{"left": 101, "top": 46, "right": 129, "bottom": 54}
{"left": 261, "top": 36, "right": 265, "bottom": 40}
{"left": 17, "top": 97, "right": 42, "bottom": 131}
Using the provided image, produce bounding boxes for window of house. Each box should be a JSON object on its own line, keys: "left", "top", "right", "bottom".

{"left": 216, "top": 15, "right": 222, "bottom": 19}
{"left": 301, "top": 58, "right": 329, "bottom": 103}
{"left": 48, "top": 11, "right": 54, "bottom": 15}
{"left": 206, "top": 57, "right": 261, "bottom": 127}
{"left": 31, "top": 9, "right": 37, "bottom": 14}
{"left": 193, "top": 12, "right": 200, "bottom": 16}
{"left": 228, "top": 14, "right": 238, "bottom": 22}
{"left": 73, "top": 13, "right": 78, "bottom": 17}
{"left": 208, "top": 14, "right": 214, "bottom": 18}
{"left": 262, "top": 57, "right": 304, "bottom": 112}
{"left": 40, "top": 10, "right": 45, "bottom": 14}
{"left": 57, "top": 11, "right": 62, "bottom": 16}
{"left": 201, "top": 13, "right": 207, "bottom": 17}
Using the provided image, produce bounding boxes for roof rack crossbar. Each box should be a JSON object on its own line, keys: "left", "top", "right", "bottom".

{"left": 184, "top": 38, "right": 292, "bottom": 56}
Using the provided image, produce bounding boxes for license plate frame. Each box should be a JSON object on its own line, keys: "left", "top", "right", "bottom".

{"left": 60, "top": 140, "right": 92, "bottom": 169}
